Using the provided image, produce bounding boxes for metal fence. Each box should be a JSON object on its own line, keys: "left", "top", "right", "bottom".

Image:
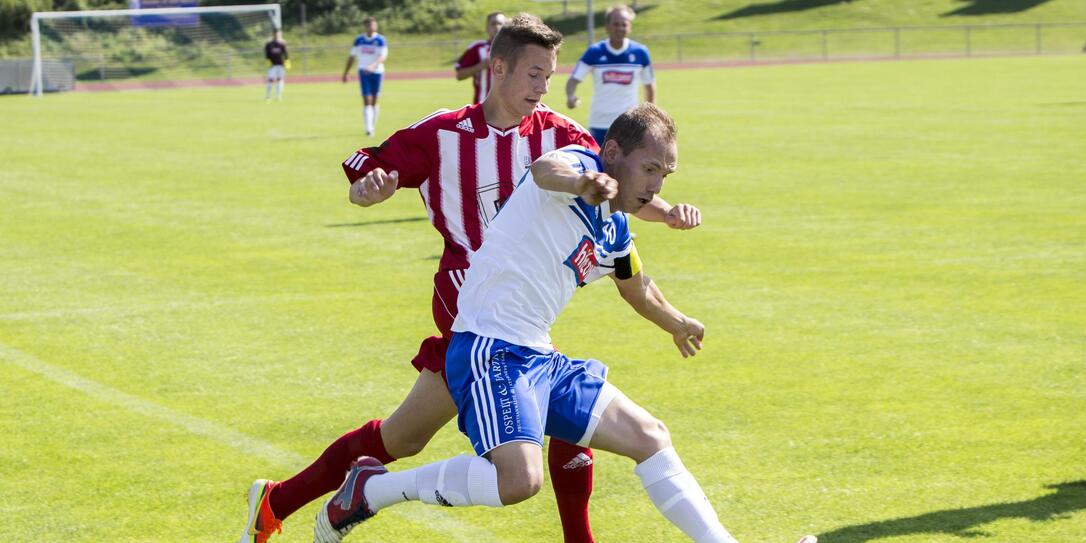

{"left": 284, "top": 21, "right": 1086, "bottom": 75}
{"left": 22, "top": 21, "right": 1086, "bottom": 85}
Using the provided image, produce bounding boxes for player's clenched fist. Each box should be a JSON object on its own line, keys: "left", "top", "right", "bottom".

{"left": 671, "top": 317, "right": 704, "bottom": 358}
{"left": 350, "top": 168, "right": 399, "bottom": 207}
{"left": 665, "top": 203, "right": 702, "bottom": 230}
{"left": 574, "top": 171, "right": 617, "bottom": 205}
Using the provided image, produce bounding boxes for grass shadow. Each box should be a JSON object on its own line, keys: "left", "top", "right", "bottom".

{"left": 325, "top": 217, "right": 427, "bottom": 228}
{"left": 818, "top": 480, "right": 1086, "bottom": 542}
{"left": 543, "top": 5, "right": 656, "bottom": 37}
{"left": 716, "top": 0, "right": 857, "bottom": 21}
{"left": 942, "top": 0, "right": 1053, "bottom": 16}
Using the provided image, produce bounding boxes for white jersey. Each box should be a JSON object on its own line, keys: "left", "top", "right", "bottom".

{"left": 452, "top": 146, "right": 636, "bottom": 351}
{"left": 570, "top": 39, "right": 654, "bottom": 129}
{"left": 350, "top": 33, "right": 387, "bottom": 73}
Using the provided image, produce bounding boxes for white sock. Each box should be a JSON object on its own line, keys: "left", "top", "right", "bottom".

{"left": 363, "top": 455, "right": 503, "bottom": 512}
{"left": 276, "top": 80, "right": 284, "bottom": 99}
{"left": 635, "top": 447, "right": 737, "bottom": 543}
{"left": 364, "top": 105, "right": 374, "bottom": 133}
{"left": 264, "top": 81, "right": 272, "bottom": 99}
{"left": 373, "top": 105, "right": 379, "bottom": 130}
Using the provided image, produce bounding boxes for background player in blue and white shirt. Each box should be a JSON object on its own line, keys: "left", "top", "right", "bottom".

{"left": 314, "top": 104, "right": 818, "bottom": 543}
{"left": 342, "top": 17, "right": 388, "bottom": 136}
{"left": 566, "top": 4, "right": 656, "bottom": 145}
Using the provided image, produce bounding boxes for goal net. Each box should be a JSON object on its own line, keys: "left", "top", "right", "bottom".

{"left": 30, "top": 4, "right": 281, "bottom": 95}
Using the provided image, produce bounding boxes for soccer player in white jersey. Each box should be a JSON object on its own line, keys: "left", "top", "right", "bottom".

{"left": 238, "top": 15, "right": 702, "bottom": 543}
{"left": 566, "top": 4, "right": 655, "bottom": 146}
{"left": 312, "top": 104, "right": 817, "bottom": 543}
{"left": 342, "top": 17, "right": 387, "bottom": 136}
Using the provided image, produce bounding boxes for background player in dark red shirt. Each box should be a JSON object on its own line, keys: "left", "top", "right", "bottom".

{"left": 455, "top": 12, "right": 507, "bottom": 104}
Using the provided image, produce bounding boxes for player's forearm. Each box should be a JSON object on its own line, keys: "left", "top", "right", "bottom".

{"left": 531, "top": 156, "right": 583, "bottom": 195}
{"left": 622, "top": 277, "right": 687, "bottom": 335}
{"left": 343, "top": 58, "right": 354, "bottom": 76}
{"left": 644, "top": 83, "right": 656, "bottom": 104}
{"left": 634, "top": 196, "right": 672, "bottom": 223}
{"left": 565, "top": 78, "right": 580, "bottom": 100}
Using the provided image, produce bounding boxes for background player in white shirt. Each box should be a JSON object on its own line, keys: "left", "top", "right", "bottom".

{"left": 314, "top": 104, "right": 816, "bottom": 543}
{"left": 342, "top": 17, "right": 388, "bottom": 136}
{"left": 566, "top": 4, "right": 656, "bottom": 145}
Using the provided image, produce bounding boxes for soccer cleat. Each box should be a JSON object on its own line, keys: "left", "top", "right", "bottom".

{"left": 238, "top": 479, "right": 282, "bottom": 543}
{"left": 313, "top": 456, "right": 387, "bottom": 543}
{"left": 795, "top": 536, "right": 818, "bottom": 543}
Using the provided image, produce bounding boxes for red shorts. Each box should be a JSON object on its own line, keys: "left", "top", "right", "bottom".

{"left": 410, "top": 269, "right": 466, "bottom": 375}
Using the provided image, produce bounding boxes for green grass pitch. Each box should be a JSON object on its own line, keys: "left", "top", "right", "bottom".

{"left": 1, "top": 55, "right": 1084, "bottom": 542}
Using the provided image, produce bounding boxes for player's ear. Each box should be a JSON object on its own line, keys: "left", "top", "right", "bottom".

{"left": 492, "top": 55, "right": 506, "bottom": 79}
{"left": 602, "top": 138, "right": 620, "bottom": 163}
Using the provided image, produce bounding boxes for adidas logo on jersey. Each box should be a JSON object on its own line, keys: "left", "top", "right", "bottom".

{"left": 456, "top": 118, "right": 474, "bottom": 133}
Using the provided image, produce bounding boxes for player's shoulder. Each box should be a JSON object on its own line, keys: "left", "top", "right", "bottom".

{"left": 628, "top": 40, "right": 652, "bottom": 61}
{"left": 551, "top": 144, "right": 603, "bottom": 173}
{"left": 405, "top": 103, "right": 476, "bottom": 132}
{"left": 466, "top": 39, "right": 487, "bottom": 50}
{"left": 581, "top": 40, "right": 609, "bottom": 59}
{"left": 376, "top": 33, "right": 388, "bottom": 45}
{"left": 352, "top": 33, "right": 366, "bottom": 45}
{"left": 532, "top": 104, "right": 591, "bottom": 137}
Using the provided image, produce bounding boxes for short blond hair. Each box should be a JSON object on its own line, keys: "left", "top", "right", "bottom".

{"left": 606, "top": 5, "right": 635, "bottom": 24}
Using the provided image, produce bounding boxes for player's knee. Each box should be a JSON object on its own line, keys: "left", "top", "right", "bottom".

{"left": 634, "top": 417, "right": 672, "bottom": 460}
{"left": 384, "top": 433, "right": 427, "bottom": 459}
{"left": 495, "top": 462, "right": 544, "bottom": 505}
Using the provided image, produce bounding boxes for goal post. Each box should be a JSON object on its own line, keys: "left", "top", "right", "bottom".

{"left": 30, "top": 3, "right": 281, "bottom": 96}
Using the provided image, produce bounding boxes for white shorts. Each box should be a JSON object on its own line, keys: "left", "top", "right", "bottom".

{"left": 266, "top": 65, "right": 286, "bottom": 80}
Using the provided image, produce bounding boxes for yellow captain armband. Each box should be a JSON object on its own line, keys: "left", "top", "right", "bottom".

{"left": 284, "top": 59, "right": 292, "bottom": 70}
{"left": 614, "top": 244, "right": 643, "bottom": 280}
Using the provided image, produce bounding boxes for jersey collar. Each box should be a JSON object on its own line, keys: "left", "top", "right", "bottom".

{"left": 604, "top": 38, "right": 630, "bottom": 56}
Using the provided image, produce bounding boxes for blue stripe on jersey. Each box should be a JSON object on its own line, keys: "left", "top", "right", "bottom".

{"left": 567, "top": 204, "right": 594, "bottom": 235}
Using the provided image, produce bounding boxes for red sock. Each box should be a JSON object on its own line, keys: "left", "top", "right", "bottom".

{"left": 548, "top": 439, "right": 596, "bottom": 543}
{"left": 268, "top": 419, "right": 395, "bottom": 520}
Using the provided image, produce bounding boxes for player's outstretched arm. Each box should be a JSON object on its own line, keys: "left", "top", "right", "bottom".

{"left": 531, "top": 154, "right": 616, "bottom": 204}
{"left": 634, "top": 197, "right": 702, "bottom": 230}
{"left": 613, "top": 271, "right": 704, "bottom": 358}
{"left": 349, "top": 168, "right": 399, "bottom": 207}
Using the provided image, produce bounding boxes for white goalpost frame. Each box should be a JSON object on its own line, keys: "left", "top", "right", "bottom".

{"left": 29, "top": 3, "right": 281, "bottom": 96}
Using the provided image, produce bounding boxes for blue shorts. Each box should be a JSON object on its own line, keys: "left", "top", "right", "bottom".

{"left": 359, "top": 71, "right": 382, "bottom": 97}
{"left": 446, "top": 331, "right": 617, "bottom": 456}
{"left": 590, "top": 127, "right": 608, "bottom": 147}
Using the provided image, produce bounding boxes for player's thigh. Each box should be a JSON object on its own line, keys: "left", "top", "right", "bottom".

{"left": 587, "top": 388, "right": 671, "bottom": 463}
{"left": 381, "top": 369, "right": 457, "bottom": 458}
{"left": 485, "top": 440, "right": 544, "bottom": 505}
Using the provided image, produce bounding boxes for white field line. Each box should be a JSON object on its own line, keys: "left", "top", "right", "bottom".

{"left": 0, "top": 341, "right": 503, "bottom": 543}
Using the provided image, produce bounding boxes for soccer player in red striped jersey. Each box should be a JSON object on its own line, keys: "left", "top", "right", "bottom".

{"left": 455, "top": 12, "right": 506, "bottom": 104}
{"left": 238, "top": 14, "right": 701, "bottom": 543}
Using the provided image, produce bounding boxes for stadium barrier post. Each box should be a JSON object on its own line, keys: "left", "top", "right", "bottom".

{"left": 894, "top": 27, "right": 901, "bottom": 59}
{"left": 30, "top": 14, "right": 43, "bottom": 96}
{"left": 1034, "top": 24, "right": 1041, "bottom": 54}
{"left": 965, "top": 25, "right": 971, "bottom": 56}
{"left": 821, "top": 29, "right": 828, "bottom": 60}
{"left": 676, "top": 35, "right": 682, "bottom": 63}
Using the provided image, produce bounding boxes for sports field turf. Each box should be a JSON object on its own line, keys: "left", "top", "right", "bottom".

{"left": 1, "top": 55, "right": 1084, "bottom": 542}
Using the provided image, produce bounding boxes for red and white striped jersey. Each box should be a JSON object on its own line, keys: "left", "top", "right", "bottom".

{"left": 455, "top": 40, "right": 491, "bottom": 104}
{"left": 342, "top": 102, "right": 597, "bottom": 271}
